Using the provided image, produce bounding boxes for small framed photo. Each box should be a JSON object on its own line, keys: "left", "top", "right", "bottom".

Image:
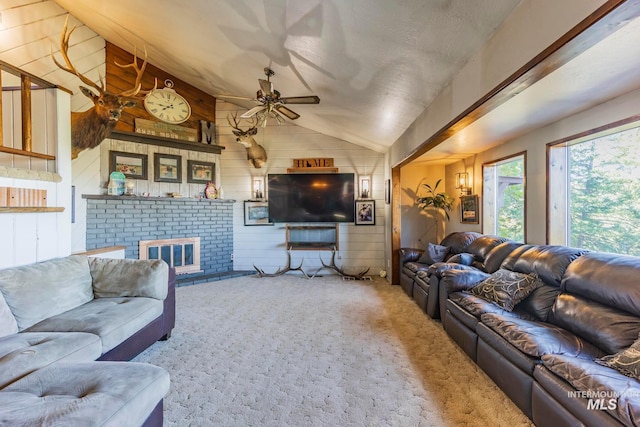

{"left": 244, "top": 200, "right": 272, "bottom": 226}
{"left": 460, "top": 195, "right": 479, "bottom": 224}
{"left": 187, "top": 160, "right": 215, "bottom": 184}
{"left": 109, "top": 151, "right": 148, "bottom": 180}
{"left": 154, "top": 153, "right": 182, "bottom": 183}
{"left": 355, "top": 200, "right": 375, "bottom": 225}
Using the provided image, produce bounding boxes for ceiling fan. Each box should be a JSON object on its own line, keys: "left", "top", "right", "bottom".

{"left": 216, "top": 67, "right": 320, "bottom": 126}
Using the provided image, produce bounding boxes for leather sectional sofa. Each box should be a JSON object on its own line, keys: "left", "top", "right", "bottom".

{"left": 0, "top": 255, "right": 176, "bottom": 426}
{"left": 400, "top": 234, "right": 640, "bottom": 426}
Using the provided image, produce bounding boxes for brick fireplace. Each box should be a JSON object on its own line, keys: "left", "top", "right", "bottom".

{"left": 84, "top": 195, "right": 236, "bottom": 284}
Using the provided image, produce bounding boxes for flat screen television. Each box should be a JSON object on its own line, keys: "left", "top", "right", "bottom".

{"left": 268, "top": 173, "right": 355, "bottom": 223}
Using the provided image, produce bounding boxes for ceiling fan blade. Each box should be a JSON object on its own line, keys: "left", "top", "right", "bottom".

{"left": 214, "top": 94, "right": 256, "bottom": 101}
{"left": 275, "top": 104, "right": 300, "bottom": 120}
{"left": 241, "top": 105, "right": 267, "bottom": 118}
{"left": 258, "top": 79, "right": 273, "bottom": 96}
{"left": 280, "top": 95, "right": 320, "bottom": 104}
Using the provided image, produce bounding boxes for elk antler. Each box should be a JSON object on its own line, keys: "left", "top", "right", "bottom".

{"left": 52, "top": 15, "right": 156, "bottom": 98}
{"left": 253, "top": 249, "right": 309, "bottom": 278}
{"left": 317, "top": 248, "right": 371, "bottom": 280}
{"left": 114, "top": 46, "right": 157, "bottom": 97}
{"left": 51, "top": 15, "right": 106, "bottom": 95}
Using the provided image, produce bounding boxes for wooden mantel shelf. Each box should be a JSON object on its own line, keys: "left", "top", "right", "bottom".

{"left": 0, "top": 207, "right": 64, "bottom": 213}
{"left": 109, "top": 130, "right": 225, "bottom": 154}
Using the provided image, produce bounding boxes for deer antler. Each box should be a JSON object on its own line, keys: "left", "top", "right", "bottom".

{"left": 51, "top": 15, "right": 105, "bottom": 95}
{"left": 227, "top": 112, "right": 257, "bottom": 131}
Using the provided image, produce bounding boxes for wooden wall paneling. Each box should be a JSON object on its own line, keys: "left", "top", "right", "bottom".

{"left": 105, "top": 43, "right": 217, "bottom": 139}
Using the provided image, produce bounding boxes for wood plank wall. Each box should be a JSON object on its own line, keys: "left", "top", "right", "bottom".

{"left": 106, "top": 43, "right": 216, "bottom": 137}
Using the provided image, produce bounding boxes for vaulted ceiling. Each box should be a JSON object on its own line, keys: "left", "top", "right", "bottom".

{"left": 52, "top": 0, "right": 522, "bottom": 153}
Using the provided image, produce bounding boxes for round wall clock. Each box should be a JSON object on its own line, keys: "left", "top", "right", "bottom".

{"left": 144, "top": 79, "right": 192, "bottom": 124}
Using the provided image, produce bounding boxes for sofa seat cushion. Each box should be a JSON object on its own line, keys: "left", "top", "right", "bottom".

{"left": 24, "top": 297, "right": 163, "bottom": 354}
{"left": 403, "top": 262, "right": 429, "bottom": 276}
{"left": 542, "top": 353, "right": 640, "bottom": 426}
{"left": 0, "top": 361, "right": 169, "bottom": 427}
{"left": 0, "top": 332, "right": 101, "bottom": 389}
{"left": 481, "top": 313, "right": 605, "bottom": 360}
{"left": 0, "top": 256, "right": 93, "bottom": 331}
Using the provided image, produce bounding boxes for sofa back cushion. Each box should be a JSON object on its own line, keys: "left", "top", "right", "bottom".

{"left": 0, "top": 256, "right": 93, "bottom": 330}
{"left": 562, "top": 251, "right": 640, "bottom": 316}
{"left": 500, "top": 244, "right": 535, "bottom": 271}
{"left": 440, "top": 231, "right": 482, "bottom": 256}
{"left": 549, "top": 293, "right": 640, "bottom": 354}
{"left": 89, "top": 258, "right": 168, "bottom": 300}
{"left": 512, "top": 245, "right": 587, "bottom": 287}
{"left": 483, "top": 241, "right": 523, "bottom": 274}
{"left": 466, "top": 235, "right": 510, "bottom": 263}
{"left": 0, "top": 291, "right": 18, "bottom": 337}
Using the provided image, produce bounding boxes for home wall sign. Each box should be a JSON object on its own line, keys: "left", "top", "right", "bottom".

{"left": 292, "top": 158, "right": 334, "bottom": 168}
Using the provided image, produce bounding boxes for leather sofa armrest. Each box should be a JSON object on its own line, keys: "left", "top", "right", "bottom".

{"left": 441, "top": 269, "right": 490, "bottom": 293}
{"left": 399, "top": 247, "right": 424, "bottom": 264}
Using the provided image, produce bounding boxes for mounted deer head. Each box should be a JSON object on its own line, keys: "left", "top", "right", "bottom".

{"left": 52, "top": 16, "right": 156, "bottom": 158}
{"left": 227, "top": 112, "right": 268, "bottom": 169}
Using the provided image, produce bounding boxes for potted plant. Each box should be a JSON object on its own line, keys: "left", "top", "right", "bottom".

{"left": 416, "top": 179, "right": 454, "bottom": 242}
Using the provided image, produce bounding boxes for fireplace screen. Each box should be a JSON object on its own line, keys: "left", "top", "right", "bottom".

{"left": 139, "top": 237, "right": 201, "bottom": 274}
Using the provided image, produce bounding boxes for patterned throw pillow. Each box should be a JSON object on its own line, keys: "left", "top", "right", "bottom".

{"left": 417, "top": 243, "right": 450, "bottom": 265}
{"left": 596, "top": 333, "right": 640, "bottom": 380}
{"left": 470, "top": 268, "right": 543, "bottom": 311}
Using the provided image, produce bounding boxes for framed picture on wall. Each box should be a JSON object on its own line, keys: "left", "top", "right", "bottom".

{"left": 154, "top": 153, "right": 182, "bottom": 183}
{"left": 355, "top": 200, "right": 375, "bottom": 225}
{"left": 109, "top": 151, "right": 148, "bottom": 180}
{"left": 244, "top": 201, "right": 272, "bottom": 226}
{"left": 187, "top": 160, "right": 215, "bottom": 184}
{"left": 460, "top": 195, "right": 479, "bottom": 224}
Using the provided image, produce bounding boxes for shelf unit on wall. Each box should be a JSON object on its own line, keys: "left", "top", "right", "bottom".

{"left": 286, "top": 224, "right": 339, "bottom": 250}
{"left": 109, "top": 130, "right": 225, "bottom": 154}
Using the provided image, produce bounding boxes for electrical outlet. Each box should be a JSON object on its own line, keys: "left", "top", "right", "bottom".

{"left": 230, "top": 253, "right": 234, "bottom": 260}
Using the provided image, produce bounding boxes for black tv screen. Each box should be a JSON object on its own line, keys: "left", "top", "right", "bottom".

{"left": 268, "top": 173, "right": 355, "bottom": 223}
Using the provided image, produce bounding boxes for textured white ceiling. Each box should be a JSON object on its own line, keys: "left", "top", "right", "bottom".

{"left": 52, "top": 0, "right": 521, "bottom": 152}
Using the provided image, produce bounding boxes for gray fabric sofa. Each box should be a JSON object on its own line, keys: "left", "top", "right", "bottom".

{"left": 440, "top": 244, "right": 640, "bottom": 426}
{"left": 0, "top": 255, "right": 176, "bottom": 426}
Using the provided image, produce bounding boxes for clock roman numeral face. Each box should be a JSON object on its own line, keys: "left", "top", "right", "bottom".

{"left": 144, "top": 89, "right": 192, "bottom": 124}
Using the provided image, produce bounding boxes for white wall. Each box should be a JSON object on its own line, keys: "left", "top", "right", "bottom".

{"left": 444, "top": 87, "right": 640, "bottom": 244}
{"left": 389, "top": 0, "right": 607, "bottom": 167}
{"left": 0, "top": 0, "right": 78, "bottom": 267}
{"left": 217, "top": 101, "right": 386, "bottom": 275}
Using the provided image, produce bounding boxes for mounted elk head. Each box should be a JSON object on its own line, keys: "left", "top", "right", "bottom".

{"left": 52, "top": 16, "right": 156, "bottom": 158}
{"left": 227, "top": 113, "right": 267, "bottom": 169}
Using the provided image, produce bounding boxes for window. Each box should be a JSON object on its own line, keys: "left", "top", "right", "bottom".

{"left": 483, "top": 153, "right": 526, "bottom": 241}
{"left": 549, "top": 122, "right": 640, "bottom": 255}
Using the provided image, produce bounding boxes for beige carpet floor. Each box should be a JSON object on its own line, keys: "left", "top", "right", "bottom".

{"left": 133, "top": 274, "right": 534, "bottom": 426}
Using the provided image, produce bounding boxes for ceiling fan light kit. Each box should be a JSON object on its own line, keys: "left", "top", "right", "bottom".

{"left": 219, "top": 67, "right": 320, "bottom": 126}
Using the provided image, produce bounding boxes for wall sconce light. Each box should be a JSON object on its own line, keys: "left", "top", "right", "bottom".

{"left": 455, "top": 172, "right": 471, "bottom": 196}
{"left": 359, "top": 176, "right": 371, "bottom": 199}
{"left": 252, "top": 177, "right": 264, "bottom": 200}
